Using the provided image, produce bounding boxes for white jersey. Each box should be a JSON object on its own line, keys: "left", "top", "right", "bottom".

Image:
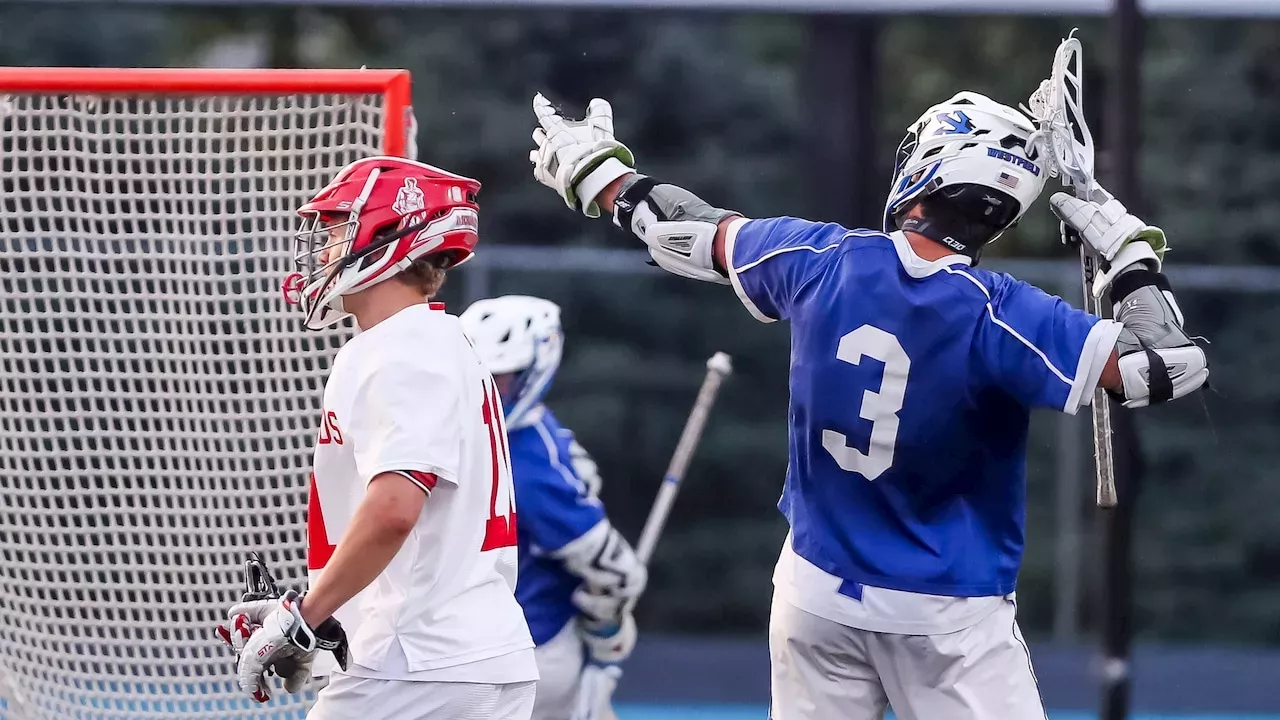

{"left": 306, "top": 302, "right": 537, "bottom": 683}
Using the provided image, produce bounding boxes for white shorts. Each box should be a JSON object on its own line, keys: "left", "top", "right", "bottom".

{"left": 531, "top": 621, "right": 585, "bottom": 720}
{"left": 768, "top": 592, "right": 1045, "bottom": 720}
{"left": 307, "top": 674, "right": 536, "bottom": 720}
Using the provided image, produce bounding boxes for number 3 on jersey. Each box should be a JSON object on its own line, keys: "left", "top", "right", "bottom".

{"left": 821, "top": 325, "right": 911, "bottom": 481}
{"left": 480, "top": 378, "right": 518, "bottom": 551}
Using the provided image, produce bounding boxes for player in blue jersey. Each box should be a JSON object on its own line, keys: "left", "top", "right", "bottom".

{"left": 528, "top": 92, "right": 1209, "bottom": 719}
{"left": 460, "top": 295, "right": 647, "bottom": 720}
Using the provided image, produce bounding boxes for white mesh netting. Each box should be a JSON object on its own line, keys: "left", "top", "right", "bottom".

{"left": 0, "top": 90, "right": 392, "bottom": 719}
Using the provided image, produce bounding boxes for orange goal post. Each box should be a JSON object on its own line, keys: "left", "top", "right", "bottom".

{"left": 0, "top": 67, "right": 416, "bottom": 720}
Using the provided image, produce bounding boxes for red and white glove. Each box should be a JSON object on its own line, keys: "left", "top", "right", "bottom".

{"left": 215, "top": 590, "right": 348, "bottom": 702}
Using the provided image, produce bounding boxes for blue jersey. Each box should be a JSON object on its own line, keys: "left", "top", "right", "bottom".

{"left": 728, "top": 217, "right": 1106, "bottom": 597}
{"left": 508, "top": 409, "right": 606, "bottom": 645}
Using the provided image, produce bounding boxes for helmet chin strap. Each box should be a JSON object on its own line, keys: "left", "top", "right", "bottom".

{"left": 896, "top": 183, "right": 1023, "bottom": 266}
{"left": 899, "top": 215, "right": 984, "bottom": 263}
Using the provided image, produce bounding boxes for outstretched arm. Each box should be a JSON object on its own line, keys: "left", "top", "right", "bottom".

{"left": 530, "top": 94, "right": 745, "bottom": 284}
{"left": 596, "top": 173, "right": 738, "bottom": 276}
{"left": 528, "top": 94, "right": 879, "bottom": 324}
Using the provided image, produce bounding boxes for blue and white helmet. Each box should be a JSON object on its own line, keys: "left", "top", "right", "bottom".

{"left": 460, "top": 295, "right": 564, "bottom": 429}
{"left": 883, "top": 91, "right": 1047, "bottom": 250}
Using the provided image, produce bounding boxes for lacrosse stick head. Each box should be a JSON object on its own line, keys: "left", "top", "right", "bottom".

{"left": 241, "top": 552, "right": 282, "bottom": 602}
{"left": 1022, "top": 29, "right": 1096, "bottom": 199}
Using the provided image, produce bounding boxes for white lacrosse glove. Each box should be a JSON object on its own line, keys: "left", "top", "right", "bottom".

{"left": 570, "top": 614, "right": 637, "bottom": 720}
{"left": 219, "top": 590, "right": 349, "bottom": 703}
{"left": 1050, "top": 189, "right": 1169, "bottom": 297}
{"left": 571, "top": 663, "right": 622, "bottom": 720}
{"left": 579, "top": 612, "right": 637, "bottom": 665}
{"left": 530, "top": 93, "right": 636, "bottom": 218}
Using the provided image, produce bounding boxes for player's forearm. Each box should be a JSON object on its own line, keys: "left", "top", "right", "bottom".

{"left": 598, "top": 173, "right": 739, "bottom": 278}
{"left": 300, "top": 475, "right": 423, "bottom": 626}
{"left": 1096, "top": 269, "right": 1206, "bottom": 408}
{"left": 595, "top": 173, "right": 631, "bottom": 216}
{"left": 1099, "top": 350, "right": 1121, "bottom": 392}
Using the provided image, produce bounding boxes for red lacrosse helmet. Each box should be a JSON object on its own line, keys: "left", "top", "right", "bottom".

{"left": 284, "top": 156, "right": 481, "bottom": 330}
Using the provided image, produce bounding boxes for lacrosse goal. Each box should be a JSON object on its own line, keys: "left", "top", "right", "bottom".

{"left": 0, "top": 67, "right": 416, "bottom": 720}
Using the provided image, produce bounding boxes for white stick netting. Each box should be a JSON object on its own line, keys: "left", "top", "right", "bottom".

{"left": 0, "top": 90, "right": 389, "bottom": 720}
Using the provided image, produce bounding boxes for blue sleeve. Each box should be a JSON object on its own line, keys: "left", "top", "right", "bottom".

{"left": 726, "top": 217, "right": 855, "bottom": 323}
{"left": 511, "top": 429, "right": 606, "bottom": 554}
{"left": 976, "top": 274, "right": 1111, "bottom": 412}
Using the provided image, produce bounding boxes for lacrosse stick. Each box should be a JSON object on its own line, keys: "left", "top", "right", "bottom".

{"left": 241, "top": 552, "right": 283, "bottom": 602}
{"left": 1023, "top": 30, "right": 1116, "bottom": 509}
{"left": 223, "top": 552, "right": 314, "bottom": 685}
{"left": 579, "top": 353, "right": 733, "bottom": 720}
{"left": 634, "top": 352, "right": 734, "bottom": 564}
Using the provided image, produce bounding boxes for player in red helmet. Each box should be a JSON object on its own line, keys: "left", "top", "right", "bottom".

{"left": 283, "top": 156, "right": 482, "bottom": 330}
{"left": 218, "top": 156, "right": 538, "bottom": 719}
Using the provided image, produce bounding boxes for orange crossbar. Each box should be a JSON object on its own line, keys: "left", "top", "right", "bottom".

{"left": 0, "top": 67, "right": 414, "bottom": 158}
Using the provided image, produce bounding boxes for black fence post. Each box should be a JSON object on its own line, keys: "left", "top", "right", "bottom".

{"left": 1100, "top": 1, "right": 1144, "bottom": 719}
{"left": 806, "top": 13, "right": 880, "bottom": 229}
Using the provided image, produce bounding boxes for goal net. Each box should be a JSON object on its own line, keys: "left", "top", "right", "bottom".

{"left": 0, "top": 68, "right": 415, "bottom": 720}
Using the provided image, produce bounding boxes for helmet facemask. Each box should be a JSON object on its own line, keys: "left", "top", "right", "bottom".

{"left": 499, "top": 330, "right": 563, "bottom": 426}
{"left": 288, "top": 210, "right": 361, "bottom": 328}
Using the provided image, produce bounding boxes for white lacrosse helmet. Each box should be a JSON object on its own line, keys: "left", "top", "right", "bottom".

{"left": 883, "top": 91, "right": 1047, "bottom": 253}
{"left": 460, "top": 295, "right": 565, "bottom": 429}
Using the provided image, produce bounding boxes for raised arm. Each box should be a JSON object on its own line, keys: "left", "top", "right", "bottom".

{"left": 530, "top": 94, "right": 858, "bottom": 327}
{"left": 529, "top": 94, "right": 744, "bottom": 284}
{"left": 1052, "top": 189, "right": 1208, "bottom": 408}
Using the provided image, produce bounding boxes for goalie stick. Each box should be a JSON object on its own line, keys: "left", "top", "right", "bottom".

{"left": 1024, "top": 30, "right": 1117, "bottom": 508}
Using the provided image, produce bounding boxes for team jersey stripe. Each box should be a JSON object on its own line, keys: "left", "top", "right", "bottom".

{"left": 943, "top": 266, "right": 1074, "bottom": 386}
{"left": 533, "top": 419, "right": 585, "bottom": 492}
{"left": 391, "top": 470, "right": 437, "bottom": 495}
{"left": 732, "top": 228, "right": 879, "bottom": 275}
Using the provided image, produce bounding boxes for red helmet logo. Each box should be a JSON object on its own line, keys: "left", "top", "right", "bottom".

{"left": 281, "top": 272, "right": 306, "bottom": 306}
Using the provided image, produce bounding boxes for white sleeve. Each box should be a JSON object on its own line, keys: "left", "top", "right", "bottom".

{"left": 349, "top": 359, "right": 461, "bottom": 487}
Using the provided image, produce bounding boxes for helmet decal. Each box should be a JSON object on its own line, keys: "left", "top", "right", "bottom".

{"left": 934, "top": 110, "right": 976, "bottom": 135}
{"left": 392, "top": 177, "right": 426, "bottom": 215}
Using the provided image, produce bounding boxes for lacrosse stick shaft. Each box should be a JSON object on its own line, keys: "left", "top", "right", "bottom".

{"left": 593, "top": 354, "right": 731, "bottom": 718}
{"left": 634, "top": 352, "right": 733, "bottom": 565}
{"left": 1078, "top": 240, "right": 1118, "bottom": 508}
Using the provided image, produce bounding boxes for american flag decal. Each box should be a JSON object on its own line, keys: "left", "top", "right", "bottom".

{"left": 997, "top": 172, "right": 1020, "bottom": 189}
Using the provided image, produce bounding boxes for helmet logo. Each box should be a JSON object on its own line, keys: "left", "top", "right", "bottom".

{"left": 934, "top": 110, "right": 975, "bottom": 135}
{"left": 281, "top": 272, "right": 306, "bottom": 306}
{"left": 986, "top": 147, "right": 1041, "bottom": 176}
{"left": 392, "top": 177, "right": 426, "bottom": 215}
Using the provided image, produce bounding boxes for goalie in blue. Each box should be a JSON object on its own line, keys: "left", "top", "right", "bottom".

{"left": 461, "top": 295, "right": 646, "bottom": 720}
{"left": 528, "top": 92, "right": 1209, "bottom": 719}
